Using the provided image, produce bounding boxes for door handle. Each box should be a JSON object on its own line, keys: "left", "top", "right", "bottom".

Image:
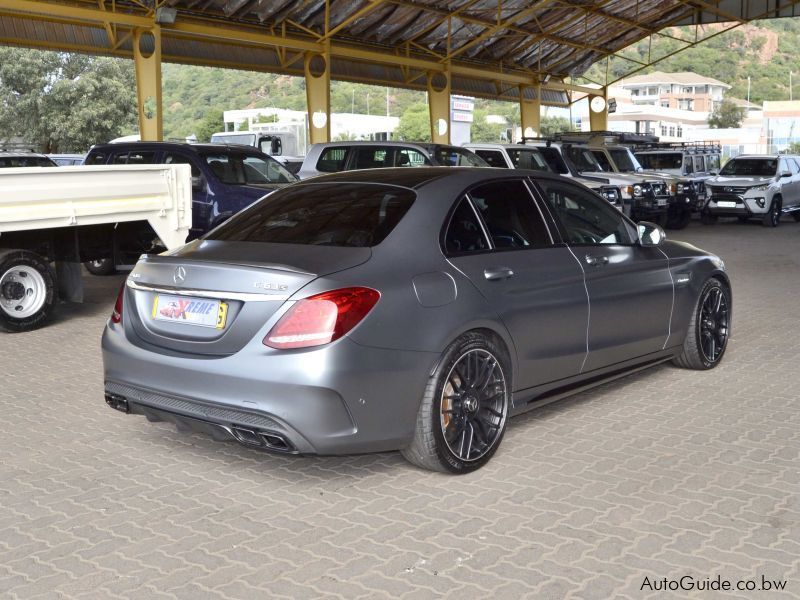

{"left": 483, "top": 267, "right": 514, "bottom": 281}
{"left": 585, "top": 254, "right": 609, "bottom": 267}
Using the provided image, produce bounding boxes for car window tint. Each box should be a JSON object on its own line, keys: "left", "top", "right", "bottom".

{"left": 591, "top": 150, "right": 613, "bottom": 171}
{"left": 207, "top": 183, "right": 415, "bottom": 247}
{"left": 204, "top": 154, "right": 239, "bottom": 183}
{"left": 507, "top": 149, "right": 550, "bottom": 171}
{"left": 635, "top": 152, "right": 682, "bottom": 170}
{"left": 126, "top": 151, "right": 156, "bottom": 164}
{"left": 444, "top": 198, "right": 490, "bottom": 254}
{"left": 468, "top": 180, "right": 551, "bottom": 249}
{"left": 352, "top": 146, "right": 391, "bottom": 169}
{"left": 395, "top": 148, "right": 428, "bottom": 167}
{"left": 474, "top": 150, "right": 507, "bottom": 168}
{"left": 164, "top": 153, "right": 201, "bottom": 177}
{"left": 112, "top": 153, "right": 129, "bottom": 165}
{"left": 84, "top": 151, "right": 108, "bottom": 165}
{"left": 316, "top": 147, "right": 348, "bottom": 172}
{"left": 693, "top": 155, "right": 705, "bottom": 173}
{"left": 433, "top": 146, "right": 485, "bottom": 167}
{"left": 539, "top": 179, "right": 633, "bottom": 245}
{"left": 537, "top": 147, "right": 569, "bottom": 174}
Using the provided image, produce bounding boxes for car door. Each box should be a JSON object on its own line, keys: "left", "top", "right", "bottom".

{"left": 164, "top": 151, "right": 208, "bottom": 236}
{"left": 533, "top": 178, "right": 674, "bottom": 372}
{"left": 790, "top": 159, "right": 800, "bottom": 206}
{"left": 443, "top": 178, "right": 589, "bottom": 391}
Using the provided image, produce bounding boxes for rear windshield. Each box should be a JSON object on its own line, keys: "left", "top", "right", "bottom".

{"left": 0, "top": 156, "right": 57, "bottom": 167}
{"left": 719, "top": 158, "right": 777, "bottom": 177}
{"left": 207, "top": 183, "right": 415, "bottom": 247}
{"left": 635, "top": 152, "right": 682, "bottom": 170}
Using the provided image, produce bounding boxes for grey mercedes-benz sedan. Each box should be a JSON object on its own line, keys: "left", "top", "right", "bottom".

{"left": 102, "top": 168, "right": 731, "bottom": 473}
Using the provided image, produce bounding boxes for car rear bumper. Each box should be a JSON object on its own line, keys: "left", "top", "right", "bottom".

{"left": 102, "top": 324, "right": 437, "bottom": 455}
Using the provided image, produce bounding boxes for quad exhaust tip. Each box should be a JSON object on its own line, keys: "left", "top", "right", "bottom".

{"left": 231, "top": 426, "right": 293, "bottom": 453}
{"left": 105, "top": 393, "right": 130, "bottom": 413}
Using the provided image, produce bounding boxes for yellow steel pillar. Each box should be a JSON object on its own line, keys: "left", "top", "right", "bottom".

{"left": 133, "top": 27, "right": 163, "bottom": 141}
{"left": 427, "top": 69, "right": 450, "bottom": 144}
{"left": 519, "top": 85, "right": 541, "bottom": 139}
{"left": 305, "top": 50, "right": 331, "bottom": 144}
{"left": 588, "top": 88, "right": 609, "bottom": 132}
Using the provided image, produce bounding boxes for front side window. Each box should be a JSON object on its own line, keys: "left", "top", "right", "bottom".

{"left": 316, "top": 147, "right": 348, "bottom": 172}
{"left": 474, "top": 149, "right": 508, "bottom": 168}
{"left": 84, "top": 151, "right": 108, "bottom": 165}
{"left": 683, "top": 156, "right": 694, "bottom": 175}
{"left": 468, "top": 180, "right": 551, "bottom": 249}
{"left": 432, "top": 146, "right": 486, "bottom": 167}
{"left": 352, "top": 146, "right": 391, "bottom": 169}
{"left": 566, "top": 146, "right": 604, "bottom": 172}
{"left": 506, "top": 149, "right": 550, "bottom": 172}
{"left": 538, "top": 180, "right": 634, "bottom": 245}
{"left": 537, "top": 147, "right": 570, "bottom": 174}
{"left": 693, "top": 155, "right": 705, "bottom": 173}
{"left": 207, "top": 183, "right": 415, "bottom": 247}
{"left": 444, "top": 198, "right": 490, "bottom": 254}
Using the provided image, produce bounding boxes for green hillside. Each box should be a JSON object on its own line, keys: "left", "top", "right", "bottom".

{"left": 161, "top": 17, "right": 800, "bottom": 139}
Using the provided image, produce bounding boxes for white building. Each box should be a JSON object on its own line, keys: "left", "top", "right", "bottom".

{"left": 223, "top": 108, "right": 398, "bottom": 141}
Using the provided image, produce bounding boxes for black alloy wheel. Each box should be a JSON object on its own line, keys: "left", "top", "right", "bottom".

{"left": 439, "top": 349, "right": 507, "bottom": 463}
{"left": 698, "top": 285, "right": 729, "bottom": 364}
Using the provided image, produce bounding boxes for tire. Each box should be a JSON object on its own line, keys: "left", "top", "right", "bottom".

{"left": 762, "top": 198, "right": 781, "bottom": 227}
{"left": 700, "top": 212, "right": 717, "bottom": 225}
{"left": 0, "top": 250, "right": 57, "bottom": 333}
{"left": 84, "top": 258, "right": 116, "bottom": 276}
{"left": 666, "top": 209, "right": 691, "bottom": 230}
{"left": 401, "top": 331, "right": 511, "bottom": 474}
{"left": 673, "top": 278, "right": 731, "bottom": 370}
{"left": 792, "top": 212, "right": 800, "bottom": 222}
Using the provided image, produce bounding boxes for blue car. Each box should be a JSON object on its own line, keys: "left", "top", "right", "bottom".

{"left": 84, "top": 141, "right": 297, "bottom": 241}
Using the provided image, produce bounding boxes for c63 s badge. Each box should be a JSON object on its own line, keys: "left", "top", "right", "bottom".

{"left": 254, "top": 281, "right": 289, "bottom": 291}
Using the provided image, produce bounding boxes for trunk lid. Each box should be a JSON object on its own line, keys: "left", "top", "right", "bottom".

{"left": 124, "top": 240, "right": 371, "bottom": 355}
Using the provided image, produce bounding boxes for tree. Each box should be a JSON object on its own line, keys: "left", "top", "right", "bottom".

{"left": 395, "top": 103, "right": 431, "bottom": 142}
{"left": 195, "top": 109, "right": 224, "bottom": 142}
{"left": 787, "top": 142, "right": 800, "bottom": 154}
{"left": 0, "top": 48, "right": 137, "bottom": 152}
{"left": 470, "top": 108, "right": 505, "bottom": 142}
{"left": 540, "top": 115, "right": 571, "bottom": 136}
{"left": 708, "top": 99, "right": 745, "bottom": 129}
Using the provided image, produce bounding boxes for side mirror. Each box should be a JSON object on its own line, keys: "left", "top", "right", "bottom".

{"left": 191, "top": 174, "right": 205, "bottom": 191}
{"left": 638, "top": 221, "right": 666, "bottom": 247}
{"left": 780, "top": 170, "right": 792, "bottom": 178}
{"left": 709, "top": 170, "right": 718, "bottom": 176}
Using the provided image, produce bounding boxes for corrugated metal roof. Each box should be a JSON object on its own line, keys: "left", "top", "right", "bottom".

{"left": 2, "top": 0, "right": 800, "bottom": 104}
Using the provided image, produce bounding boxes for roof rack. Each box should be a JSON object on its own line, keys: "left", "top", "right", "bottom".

{"left": 552, "top": 130, "right": 660, "bottom": 145}
{"left": 637, "top": 141, "right": 721, "bottom": 153}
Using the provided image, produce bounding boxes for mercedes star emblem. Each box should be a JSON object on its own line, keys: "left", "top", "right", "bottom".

{"left": 173, "top": 266, "right": 186, "bottom": 285}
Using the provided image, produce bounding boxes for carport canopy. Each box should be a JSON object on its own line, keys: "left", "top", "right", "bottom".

{"left": 1, "top": 0, "right": 799, "bottom": 142}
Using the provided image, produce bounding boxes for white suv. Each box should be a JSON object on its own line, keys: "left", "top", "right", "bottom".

{"left": 703, "top": 154, "right": 800, "bottom": 227}
{"left": 464, "top": 142, "right": 624, "bottom": 209}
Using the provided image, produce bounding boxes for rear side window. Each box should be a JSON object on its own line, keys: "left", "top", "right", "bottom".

{"left": 207, "top": 184, "right": 415, "bottom": 247}
{"left": 396, "top": 148, "right": 428, "bottom": 167}
{"left": 316, "top": 147, "right": 348, "bottom": 172}
{"left": 507, "top": 149, "right": 550, "bottom": 171}
{"left": 84, "top": 151, "right": 108, "bottom": 165}
{"left": 468, "top": 180, "right": 551, "bottom": 249}
{"left": 432, "top": 146, "right": 486, "bottom": 167}
{"left": 474, "top": 150, "right": 508, "bottom": 168}
{"left": 444, "top": 198, "right": 490, "bottom": 254}
{"left": 635, "top": 152, "right": 682, "bottom": 170}
{"left": 164, "top": 153, "right": 200, "bottom": 177}
{"left": 110, "top": 151, "right": 156, "bottom": 164}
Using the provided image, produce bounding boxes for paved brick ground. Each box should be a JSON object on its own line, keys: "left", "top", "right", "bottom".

{"left": 1, "top": 219, "right": 799, "bottom": 599}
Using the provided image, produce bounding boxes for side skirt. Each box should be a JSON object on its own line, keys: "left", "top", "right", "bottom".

{"left": 509, "top": 348, "right": 679, "bottom": 417}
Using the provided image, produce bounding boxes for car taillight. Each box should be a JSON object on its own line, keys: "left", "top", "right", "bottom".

{"left": 263, "top": 287, "right": 380, "bottom": 350}
{"left": 111, "top": 283, "right": 125, "bottom": 324}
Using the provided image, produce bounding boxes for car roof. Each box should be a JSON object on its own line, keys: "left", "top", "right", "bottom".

{"left": 87, "top": 141, "right": 267, "bottom": 154}
{"left": 729, "top": 154, "right": 783, "bottom": 160}
{"left": 465, "top": 143, "right": 543, "bottom": 150}
{"left": 310, "top": 141, "right": 462, "bottom": 150}
{"left": 0, "top": 151, "right": 49, "bottom": 158}
{"left": 294, "top": 166, "right": 567, "bottom": 190}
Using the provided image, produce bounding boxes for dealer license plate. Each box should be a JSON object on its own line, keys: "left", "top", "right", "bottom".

{"left": 153, "top": 294, "right": 228, "bottom": 329}
{"left": 717, "top": 201, "right": 737, "bottom": 208}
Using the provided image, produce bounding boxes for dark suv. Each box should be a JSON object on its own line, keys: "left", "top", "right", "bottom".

{"left": 85, "top": 142, "right": 297, "bottom": 240}
{"left": 0, "top": 152, "right": 58, "bottom": 168}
